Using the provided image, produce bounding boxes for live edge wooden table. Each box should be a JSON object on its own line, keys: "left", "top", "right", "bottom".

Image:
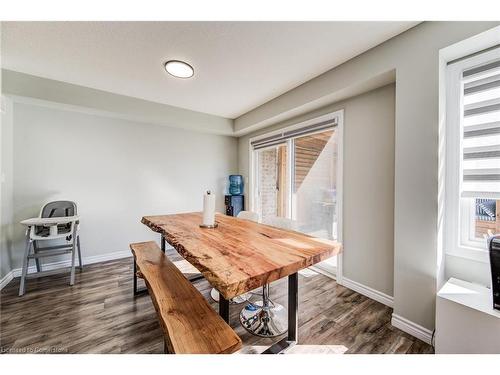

{"left": 141, "top": 212, "right": 342, "bottom": 354}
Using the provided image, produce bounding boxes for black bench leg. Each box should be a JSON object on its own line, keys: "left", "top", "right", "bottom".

{"left": 133, "top": 258, "right": 148, "bottom": 296}
{"left": 133, "top": 259, "right": 137, "bottom": 292}
{"left": 219, "top": 294, "right": 230, "bottom": 323}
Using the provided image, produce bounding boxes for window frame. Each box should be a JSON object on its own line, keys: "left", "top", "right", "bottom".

{"left": 444, "top": 47, "right": 500, "bottom": 263}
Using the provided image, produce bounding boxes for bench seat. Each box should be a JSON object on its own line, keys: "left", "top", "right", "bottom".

{"left": 130, "top": 241, "right": 242, "bottom": 354}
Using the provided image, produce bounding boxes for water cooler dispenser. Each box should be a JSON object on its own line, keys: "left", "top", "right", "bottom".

{"left": 225, "top": 175, "right": 244, "bottom": 217}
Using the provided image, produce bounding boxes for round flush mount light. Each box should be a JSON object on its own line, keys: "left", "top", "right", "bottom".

{"left": 164, "top": 60, "right": 194, "bottom": 78}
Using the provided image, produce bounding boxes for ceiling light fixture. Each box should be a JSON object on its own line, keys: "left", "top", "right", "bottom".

{"left": 164, "top": 60, "right": 194, "bottom": 78}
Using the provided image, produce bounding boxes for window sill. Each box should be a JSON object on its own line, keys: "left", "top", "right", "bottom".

{"left": 437, "top": 278, "right": 500, "bottom": 319}
{"left": 445, "top": 247, "right": 490, "bottom": 264}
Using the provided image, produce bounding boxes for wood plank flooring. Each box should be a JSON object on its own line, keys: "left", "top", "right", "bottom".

{"left": 0, "top": 252, "right": 434, "bottom": 354}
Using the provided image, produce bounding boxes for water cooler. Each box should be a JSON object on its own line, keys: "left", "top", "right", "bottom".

{"left": 225, "top": 175, "right": 244, "bottom": 217}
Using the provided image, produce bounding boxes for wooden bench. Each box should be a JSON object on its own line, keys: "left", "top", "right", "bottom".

{"left": 130, "top": 241, "right": 242, "bottom": 354}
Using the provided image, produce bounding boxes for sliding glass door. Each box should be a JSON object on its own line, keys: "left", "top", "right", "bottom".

{"left": 252, "top": 115, "right": 342, "bottom": 277}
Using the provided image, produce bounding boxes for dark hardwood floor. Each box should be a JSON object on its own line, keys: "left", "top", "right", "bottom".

{"left": 0, "top": 252, "right": 434, "bottom": 354}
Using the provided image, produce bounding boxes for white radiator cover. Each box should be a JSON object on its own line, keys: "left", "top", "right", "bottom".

{"left": 436, "top": 278, "right": 500, "bottom": 354}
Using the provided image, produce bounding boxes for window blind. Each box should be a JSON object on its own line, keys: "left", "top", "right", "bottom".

{"left": 250, "top": 118, "right": 337, "bottom": 150}
{"left": 461, "top": 59, "right": 500, "bottom": 199}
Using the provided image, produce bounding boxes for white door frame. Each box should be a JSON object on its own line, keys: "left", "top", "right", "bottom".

{"left": 248, "top": 110, "right": 344, "bottom": 282}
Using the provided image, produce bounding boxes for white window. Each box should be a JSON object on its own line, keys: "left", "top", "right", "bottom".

{"left": 445, "top": 48, "right": 500, "bottom": 262}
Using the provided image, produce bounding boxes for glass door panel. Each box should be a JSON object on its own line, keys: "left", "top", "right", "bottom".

{"left": 292, "top": 130, "right": 338, "bottom": 275}
{"left": 253, "top": 127, "right": 340, "bottom": 277}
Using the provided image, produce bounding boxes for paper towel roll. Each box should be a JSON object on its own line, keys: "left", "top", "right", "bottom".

{"left": 202, "top": 190, "right": 216, "bottom": 226}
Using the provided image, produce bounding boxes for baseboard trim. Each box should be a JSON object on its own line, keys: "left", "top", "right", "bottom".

{"left": 339, "top": 277, "right": 394, "bottom": 308}
{"left": 391, "top": 313, "right": 433, "bottom": 345}
{"left": 0, "top": 270, "right": 15, "bottom": 290}
{"left": 0, "top": 250, "right": 131, "bottom": 290}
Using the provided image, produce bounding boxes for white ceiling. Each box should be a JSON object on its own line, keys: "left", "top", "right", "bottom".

{"left": 2, "top": 22, "right": 418, "bottom": 118}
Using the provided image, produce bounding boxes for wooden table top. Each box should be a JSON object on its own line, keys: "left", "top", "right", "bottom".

{"left": 141, "top": 212, "right": 342, "bottom": 299}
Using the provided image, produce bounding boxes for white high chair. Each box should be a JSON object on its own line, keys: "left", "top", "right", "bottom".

{"left": 19, "top": 201, "right": 82, "bottom": 296}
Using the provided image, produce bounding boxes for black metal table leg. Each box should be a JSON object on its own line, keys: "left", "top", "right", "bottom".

{"left": 161, "top": 235, "right": 166, "bottom": 253}
{"left": 219, "top": 294, "right": 230, "bottom": 323}
{"left": 288, "top": 272, "right": 298, "bottom": 342}
{"left": 262, "top": 272, "right": 298, "bottom": 354}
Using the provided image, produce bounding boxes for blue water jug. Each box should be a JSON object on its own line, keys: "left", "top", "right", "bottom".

{"left": 229, "top": 175, "right": 244, "bottom": 195}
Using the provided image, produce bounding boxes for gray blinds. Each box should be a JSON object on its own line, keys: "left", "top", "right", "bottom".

{"left": 250, "top": 118, "right": 337, "bottom": 150}
{"left": 461, "top": 59, "right": 500, "bottom": 199}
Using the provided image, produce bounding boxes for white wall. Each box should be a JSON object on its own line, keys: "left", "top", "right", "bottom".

{"left": 2, "top": 99, "right": 237, "bottom": 277}
{"left": 236, "top": 21, "right": 500, "bottom": 331}
{"left": 0, "top": 96, "right": 14, "bottom": 279}
{"left": 239, "top": 84, "right": 395, "bottom": 297}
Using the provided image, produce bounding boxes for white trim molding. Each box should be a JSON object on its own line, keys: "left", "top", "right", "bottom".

{"left": 339, "top": 277, "right": 394, "bottom": 308}
{"left": 391, "top": 313, "right": 433, "bottom": 345}
{"left": 0, "top": 250, "right": 131, "bottom": 290}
